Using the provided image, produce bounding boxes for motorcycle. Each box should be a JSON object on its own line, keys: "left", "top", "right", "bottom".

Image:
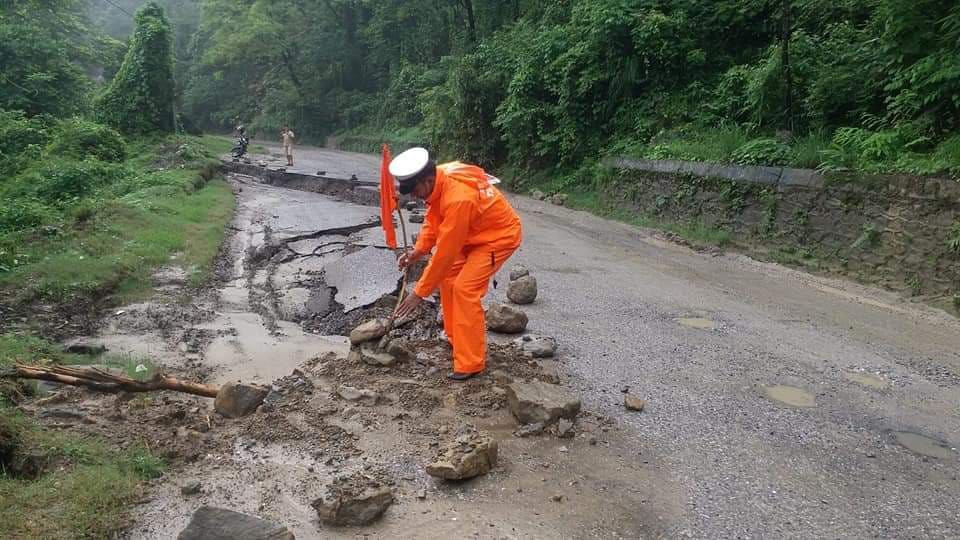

{"left": 231, "top": 133, "right": 250, "bottom": 159}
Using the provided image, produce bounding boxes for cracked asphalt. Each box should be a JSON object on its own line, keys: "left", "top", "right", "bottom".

{"left": 243, "top": 144, "right": 960, "bottom": 538}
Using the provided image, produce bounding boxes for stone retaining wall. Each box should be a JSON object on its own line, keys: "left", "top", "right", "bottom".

{"left": 601, "top": 158, "right": 960, "bottom": 307}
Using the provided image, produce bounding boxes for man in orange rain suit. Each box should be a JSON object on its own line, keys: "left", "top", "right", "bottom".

{"left": 392, "top": 147, "right": 522, "bottom": 381}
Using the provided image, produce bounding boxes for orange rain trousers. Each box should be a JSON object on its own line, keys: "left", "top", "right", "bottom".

{"left": 439, "top": 244, "right": 518, "bottom": 374}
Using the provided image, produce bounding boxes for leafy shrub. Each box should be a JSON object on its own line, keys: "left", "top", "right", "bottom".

{"left": 0, "top": 199, "right": 57, "bottom": 233}
{"left": 0, "top": 111, "right": 50, "bottom": 177}
{"left": 731, "top": 138, "right": 792, "bottom": 166}
{"left": 46, "top": 119, "right": 127, "bottom": 162}
{"left": 32, "top": 160, "right": 131, "bottom": 203}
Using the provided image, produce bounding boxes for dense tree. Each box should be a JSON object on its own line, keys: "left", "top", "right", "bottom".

{"left": 96, "top": 2, "right": 176, "bottom": 134}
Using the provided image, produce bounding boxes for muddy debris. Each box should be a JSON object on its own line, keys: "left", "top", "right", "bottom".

{"left": 312, "top": 473, "right": 395, "bottom": 526}
{"left": 486, "top": 303, "right": 528, "bottom": 334}
{"left": 507, "top": 275, "right": 538, "bottom": 305}
{"left": 624, "top": 394, "right": 646, "bottom": 412}
{"left": 426, "top": 430, "right": 498, "bottom": 480}
{"left": 349, "top": 318, "right": 389, "bottom": 345}
{"left": 178, "top": 506, "right": 294, "bottom": 540}
{"left": 514, "top": 334, "right": 557, "bottom": 358}
{"left": 507, "top": 381, "right": 581, "bottom": 426}
{"left": 214, "top": 382, "right": 270, "bottom": 418}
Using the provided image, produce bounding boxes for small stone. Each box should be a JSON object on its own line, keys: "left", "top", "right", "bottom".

{"left": 485, "top": 303, "right": 528, "bottom": 334}
{"left": 509, "top": 265, "right": 530, "bottom": 281}
{"left": 426, "top": 434, "right": 498, "bottom": 480}
{"left": 416, "top": 489, "right": 427, "bottom": 500}
{"left": 507, "top": 275, "right": 537, "bottom": 305}
{"left": 558, "top": 446, "right": 569, "bottom": 453}
{"left": 386, "top": 339, "right": 415, "bottom": 363}
{"left": 312, "top": 488, "right": 394, "bottom": 526}
{"left": 214, "top": 382, "right": 269, "bottom": 419}
{"left": 555, "top": 419, "right": 575, "bottom": 438}
{"left": 551, "top": 494, "right": 564, "bottom": 502}
{"left": 507, "top": 381, "right": 581, "bottom": 425}
{"left": 337, "top": 385, "right": 380, "bottom": 405}
{"left": 350, "top": 319, "right": 389, "bottom": 345}
{"left": 177, "top": 506, "right": 293, "bottom": 539}
{"left": 181, "top": 482, "right": 202, "bottom": 496}
{"left": 624, "top": 395, "right": 645, "bottom": 412}
{"left": 513, "top": 335, "right": 557, "bottom": 358}
{"left": 409, "top": 213, "right": 425, "bottom": 224}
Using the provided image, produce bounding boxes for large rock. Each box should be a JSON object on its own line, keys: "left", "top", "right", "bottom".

{"left": 509, "top": 265, "right": 529, "bottom": 281}
{"left": 426, "top": 434, "right": 498, "bottom": 480}
{"left": 348, "top": 344, "right": 396, "bottom": 367}
{"left": 513, "top": 335, "right": 557, "bottom": 358}
{"left": 531, "top": 190, "right": 546, "bottom": 201}
{"left": 350, "top": 319, "right": 388, "bottom": 345}
{"left": 550, "top": 193, "right": 568, "bottom": 206}
{"left": 486, "top": 303, "right": 528, "bottom": 334}
{"left": 507, "top": 381, "right": 581, "bottom": 425}
{"left": 506, "top": 275, "right": 537, "bottom": 305}
{"left": 312, "top": 488, "right": 394, "bottom": 526}
{"left": 214, "top": 382, "right": 269, "bottom": 418}
{"left": 178, "top": 506, "right": 293, "bottom": 540}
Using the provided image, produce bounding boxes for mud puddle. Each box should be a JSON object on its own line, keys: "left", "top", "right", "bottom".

{"left": 762, "top": 385, "right": 816, "bottom": 407}
{"left": 893, "top": 432, "right": 956, "bottom": 459}
{"left": 844, "top": 371, "right": 890, "bottom": 390}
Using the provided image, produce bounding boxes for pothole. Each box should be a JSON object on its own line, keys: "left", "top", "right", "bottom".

{"left": 892, "top": 432, "right": 955, "bottom": 459}
{"left": 762, "top": 385, "right": 816, "bottom": 408}
{"left": 844, "top": 371, "right": 889, "bottom": 390}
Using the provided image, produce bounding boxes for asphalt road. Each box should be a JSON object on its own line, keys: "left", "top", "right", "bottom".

{"left": 248, "top": 144, "right": 960, "bottom": 538}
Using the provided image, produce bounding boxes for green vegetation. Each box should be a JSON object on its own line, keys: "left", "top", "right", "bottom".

{"left": 96, "top": 2, "right": 176, "bottom": 134}
{"left": 0, "top": 334, "right": 165, "bottom": 539}
{"left": 168, "top": 0, "right": 959, "bottom": 177}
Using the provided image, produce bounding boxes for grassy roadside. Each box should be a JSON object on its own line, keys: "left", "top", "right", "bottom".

{"left": 0, "top": 133, "right": 235, "bottom": 538}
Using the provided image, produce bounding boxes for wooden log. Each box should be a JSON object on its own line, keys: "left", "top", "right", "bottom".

{"left": 4, "top": 364, "right": 220, "bottom": 398}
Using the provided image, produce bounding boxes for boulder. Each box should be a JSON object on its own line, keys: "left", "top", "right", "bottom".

{"left": 178, "top": 506, "right": 293, "bottom": 540}
{"left": 513, "top": 335, "right": 557, "bottom": 358}
{"left": 485, "top": 303, "right": 528, "bottom": 334}
{"left": 506, "top": 381, "right": 581, "bottom": 425}
{"left": 531, "top": 190, "right": 546, "bottom": 201}
{"left": 349, "top": 319, "right": 388, "bottom": 345}
{"left": 312, "top": 488, "right": 394, "bottom": 526}
{"left": 550, "top": 193, "right": 568, "bottom": 206}
{"left": 426, "top": 434, "right": 498, "bottom": 480}
{"left": 507, "top": 275, "right": 537, "bottom": 305}
{"left": 214, "top": 382, "right": 269, "bottom": 418}
{"left": 509, "top": 265, "right": 530, "bottom": 281}
{"left": 348, "top": 344, "right": 396, "bottom": 367}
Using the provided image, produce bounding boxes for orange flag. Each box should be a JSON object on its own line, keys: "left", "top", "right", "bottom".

{"left": 379, "top": 144, "right": 398, "bottom": 249}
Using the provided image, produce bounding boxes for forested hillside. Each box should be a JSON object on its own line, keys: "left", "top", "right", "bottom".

{"left": 174, "top": 0, "right": 960, "bottom": 175}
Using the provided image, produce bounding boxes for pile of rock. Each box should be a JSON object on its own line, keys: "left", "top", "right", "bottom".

{"left": 529, "top": 190, "right": 567, "bottom": 206}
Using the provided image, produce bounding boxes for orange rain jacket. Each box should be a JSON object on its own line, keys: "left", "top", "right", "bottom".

{"left": 412, "top": 162, "right": 522, "bottom": 299}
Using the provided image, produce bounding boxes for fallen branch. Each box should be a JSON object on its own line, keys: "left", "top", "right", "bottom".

{"left": 3, "top": 363, "right": 220, "bottom": 398}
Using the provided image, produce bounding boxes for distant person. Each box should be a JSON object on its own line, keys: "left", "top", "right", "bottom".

{"left": 281, "top": 125, "right": 296, "bottom": 167}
